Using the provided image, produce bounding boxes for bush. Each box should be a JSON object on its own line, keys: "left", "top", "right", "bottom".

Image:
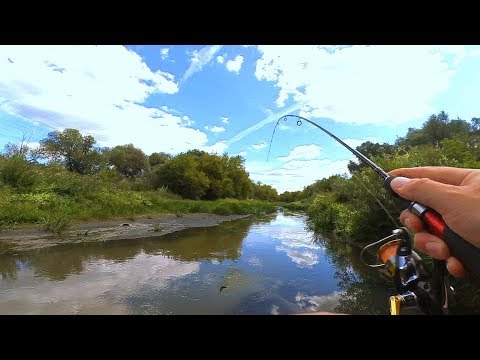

{"left": 0, "top": 156, "right": 36, "bottom": 192}
{"left": 41, "top": 214, "right": 71, "bottom": 235}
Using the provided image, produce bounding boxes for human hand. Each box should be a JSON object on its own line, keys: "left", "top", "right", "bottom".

{"left": 388, "top": 166, "right": 480, "bottom": 278}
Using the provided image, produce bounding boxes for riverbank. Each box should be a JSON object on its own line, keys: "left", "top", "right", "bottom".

{"left": 0, "top": 213, "right": 251, "bottom": 253}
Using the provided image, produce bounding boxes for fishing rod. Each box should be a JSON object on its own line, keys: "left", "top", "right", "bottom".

{"left": 270, "top": 114, "right": 480, "bottom": 315}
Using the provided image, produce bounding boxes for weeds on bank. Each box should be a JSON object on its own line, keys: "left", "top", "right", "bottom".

{"left": 151, "top": 223, "right": 163, "bottom": 232}
{"left": 41, "top": 215, "right": 71, "bottom": 235}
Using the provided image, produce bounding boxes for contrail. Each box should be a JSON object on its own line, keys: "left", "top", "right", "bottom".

{"left": 227, "top": 102, "right": 307, "bottom": 146}
{"left": 181, "top": 45, "right": 223, "bottom": 83}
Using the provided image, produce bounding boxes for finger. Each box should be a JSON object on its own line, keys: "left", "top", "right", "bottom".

{"left": 388, "top": 166, "right": 472, "bottom": 186}
{"left": 389, "top": 176, "right": 460, "bottom": 215}
{"left": 414, "top": 232, "right": 450, "bottom": 260}
{"left": 399, "top": 209, "right": 424, "bottom": 233}
{"left": 446, "top": 257, "right": 467, "bottom": 278}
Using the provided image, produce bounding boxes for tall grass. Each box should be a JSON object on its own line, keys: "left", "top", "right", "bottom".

{"left": 0, "top": 156, "right": 278, "bottom": 227}
{"left": 0, "top": 191, "right": 277, "bottom": 225}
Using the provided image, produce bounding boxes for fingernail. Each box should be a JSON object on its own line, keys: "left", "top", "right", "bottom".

{"left": 390, "top": 177, "right": 411, "bottom": 190}
{"left": 425, "top": 242, "right": 442, "bottom": 256}
{"left": 404, "top": 218, "right": 412, "bottom": 229}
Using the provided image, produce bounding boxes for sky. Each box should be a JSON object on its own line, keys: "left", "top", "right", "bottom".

{"left": 1, "top": 45, "right": 480, "bottom": 193}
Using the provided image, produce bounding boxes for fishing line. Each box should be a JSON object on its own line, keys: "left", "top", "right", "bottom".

{"left": 351, "top": 173, "right": 400, "bottom": 228}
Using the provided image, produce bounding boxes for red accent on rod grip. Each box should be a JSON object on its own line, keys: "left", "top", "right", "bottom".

{"left": 422, "top": 211, "right": 447, "bottom": 238}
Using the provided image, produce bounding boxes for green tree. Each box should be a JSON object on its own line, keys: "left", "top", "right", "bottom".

{"left": 36, "top": 129, "right": 102, "bottom": 174}
{"left": 252, "top": 182, "right": 278, "bottom": 201}
{"left": 471, "top": 118, "right": 480, "bottom": 132}
{"left": 279, "top": 190, "right": 303, "bottom": 202}
{"left": 154, "top": 151, "right": 255, "bottom": 200}
{"left": 395, "top": 112, "right": 471, "bottom": 149}
{"left": 107, "top": 144, "right": 150, "bottom": 178}
{"left": 347, "top": 142, "right": 395, "bottom": 173}
{"left": 225, "top": 155, "right": 253, "bottom": 199}
{"left": 149, "top": 152, "right": 172, "bottom": 167}
{"left": 157, "top": 153, "right": 210, "bottom": 199}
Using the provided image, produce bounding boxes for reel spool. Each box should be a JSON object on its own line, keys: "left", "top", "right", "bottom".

{"left": 361, "top": 228, "right": 445, "bottom": 315}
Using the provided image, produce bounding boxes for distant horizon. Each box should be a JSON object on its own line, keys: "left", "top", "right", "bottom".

{"left": 1, "top": 45, "right": 479, "bottom": 193}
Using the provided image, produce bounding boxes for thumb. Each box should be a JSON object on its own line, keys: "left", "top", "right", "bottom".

{"left": 390, "top": 176, "right": 459, "bottom": 215}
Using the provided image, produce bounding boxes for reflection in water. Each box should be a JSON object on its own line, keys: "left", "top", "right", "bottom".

{"left": 296, "top": 291, "right": 345, "bottom": 313}
{"left": 0, "top": 217, "right": 257, "bottom": 281}
{"left": 313, "top": 235, "right": 395, "bottom": 315}
{"left": 276, "top": 246, "right": 319, "bottom": 268}
{"left": 0, "top": 212, "right": 405, "bottom": 314}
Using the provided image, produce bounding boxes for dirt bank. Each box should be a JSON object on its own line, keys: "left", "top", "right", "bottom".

{"left": 0, "top": 213, "right": 251, "bottom": 253}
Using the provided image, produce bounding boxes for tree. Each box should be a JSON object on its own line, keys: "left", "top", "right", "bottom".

{"left": 153, "top": 151, "right": 255, "bottom": 200}
{"left": 149, "top": 152, "right": 172, "bottom": 167}
{"left": 252, "top": 182, "right": 278, "bottom": 201}
{"left": 107, "top": 144, "right": 150, "bottom": 178}
{"left": 279, "top": 190, "right": 303, "bottom": 202}
{"left": 471, "top": 118, "right": 480, "bottom": 132}
{"left": 225, "top": 155, "right": 253, "bottom": 199}
{"left": 36, "top": 128, "right": 102, "bottom": 174}
{"left": 347, "top": 142, "right": 395, "bottom": 174}
{"left": 395, "top": 112, "right": 470, "bottom": 148}
{"left": 156, "top": 153, "right": 210, "bottom": 199}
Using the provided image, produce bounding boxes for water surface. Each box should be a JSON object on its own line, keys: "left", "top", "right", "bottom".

{"left": 0, "top": 212, "right": 394, "bottom": 314}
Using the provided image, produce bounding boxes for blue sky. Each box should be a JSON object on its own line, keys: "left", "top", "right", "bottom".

{"left": 1, "top": 45, "right": 479, "bottom": 193}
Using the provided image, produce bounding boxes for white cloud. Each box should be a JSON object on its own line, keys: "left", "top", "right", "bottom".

{"left": 217, "top": 55, "right": 224, "bottom": 64}
{"left": 226, "top": 55, "right": 244, "bottom": 74}
{"left": 204, "top": 125, "right": 225, "bottom": 133}
{"left": 26, "top": 141, "right": 40, "bottom": 150}
{"left": 227, "top": 102, "right": 305, "bottom": 146}
{"left": 255, "top": 45, "right": 467, "bottom": 125}
{"left": 212, "top": 125, "right": 225, "bottom": 133}
{"left": 160, "top": 47, "right": 169, "bottom": 60}
{"left": 470, "top": 47, "right": 480, "bottom": 57}
{"left": 251, "top": 142, "right": 267, "bottom": 150}
{"left": 253, "top": 212, "right": 322, "bottom": 267}
{"left": 277, "top": 144, "right": 322, "bottom": 162}
{"left": 296, "top": 291, "right": 345, "bottom": 313}
{"left": 182, "top": 45, "right": 223, "bottom": 82}
{"left": 0, "top": 45, "right": 214, "bottom": 155}
{"left": 0, "top": 253, "right": 199, "bottom": 314}
{"left": 342, "top": 137, "right": 379, "bottom": 149}
{"left": 202, "top": 140, "right": 228, "bottom": 154}
{"left": 276, "top": 245, "right": 319, "bottom": 267}
{"left": 246, "top": 158, "right": 352, "bottom": 193}
{"left": 181, "top": 115, "right": 194, "bottom": 126}
{"left": 221, "top": 116, "right": 229, "bottom": 124}
{"left": 232, "top": 150, "right": 247, "bottom": 158}
{"left": 161, "top": 105, "right": 181, "bottom": 115}
{"left": 248, "top": 256, "right": 262, "bottom": 267}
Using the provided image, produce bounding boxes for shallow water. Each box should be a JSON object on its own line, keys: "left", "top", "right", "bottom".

{"left": 0, "top": 212, "right": 394, "bottom": 314}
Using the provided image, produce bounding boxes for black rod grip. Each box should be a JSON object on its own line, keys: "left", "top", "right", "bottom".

{"left": 443, "top": 226, "right": 480, "bottom": 286}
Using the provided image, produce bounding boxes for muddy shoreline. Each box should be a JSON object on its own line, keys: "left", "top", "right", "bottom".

{"left": 0, "top": 213, "right": 251, "bottom": 253}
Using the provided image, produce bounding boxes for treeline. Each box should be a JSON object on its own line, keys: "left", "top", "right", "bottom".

{"left": 0, "top": 128, "right": 281, "bottom": 228}
{"left": 279, "top": 111, "right": 480, "bottom": 243}
{"left": 0, "top": 128, "right": 279, "bottom": 201}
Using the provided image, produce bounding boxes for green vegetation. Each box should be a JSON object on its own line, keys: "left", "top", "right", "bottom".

{"left": 41, "top": 214, "right": 71, "bottom": 235}
{"left": 0, "top": 129, "right": 279, "bottom": 228}
{"left": 151, "top": 223, "right": 163, "bottom": 232}
{"left": 280, "top": 112, "right": 480, "bottom": 243}
{"left": 277, "top": 111, "right": 480, "bottom": 311}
